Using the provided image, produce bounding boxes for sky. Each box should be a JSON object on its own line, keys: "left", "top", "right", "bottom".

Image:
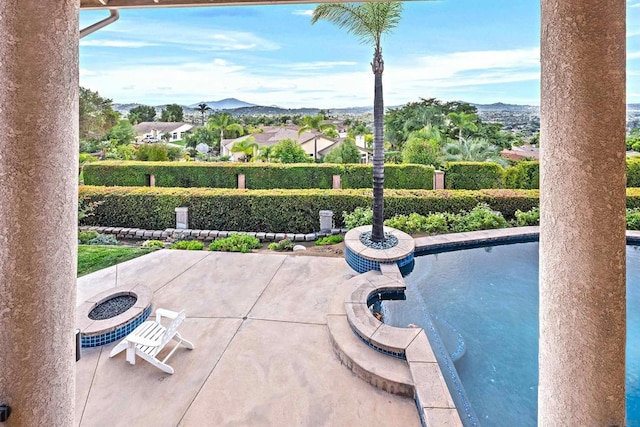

{"left": 79, "top": 0, "right": 640, "bottom": 109}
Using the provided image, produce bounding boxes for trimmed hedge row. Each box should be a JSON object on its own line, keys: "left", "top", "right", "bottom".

{"left": 79, "top": 186, "right": 542, "bottom": 234}
{"left": 83, "top": 161, "right": 435, "bottom": 190}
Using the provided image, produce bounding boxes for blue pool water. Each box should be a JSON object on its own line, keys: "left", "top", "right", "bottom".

{"left": 382, "top": 242, "right": 640, "bottom": 427}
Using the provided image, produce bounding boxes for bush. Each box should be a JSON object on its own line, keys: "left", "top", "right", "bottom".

{"left": 514, "top": 207, "right": 540, "bottom": 226}
{"left": 135, "top": 144, "right": 170, "bottom": 161}
{"left": 384, "top": 213, "right": 449, "bottom": 235}
{"left": 142, "top": 240, "right": 165, "bottom": 249}
{"left": 78, "top": 230, "right": 99, "bottom": 244}
{"left": 79, "top": 186, "right": 544, "bottom": 234}
{"left": 209, "top": 234, "right": 261, "bottom": 253}
{"left": 315, "top": 235, "right": 344, "bottom": 245}
{"left": 82, "top": 161, "right": 434, "bottom": 190}
{"left": 628, "top": 158, "right": 640, "bottom": 187}
{"left": 385, "top": 151, "right": 403, "bottom": 164}
{"left": 268, "top": 239, "right": 295, "bottom": 251}
{"left": 450, "top": 203, "right": 509, "bottom": 232}
{"left": 628, "top": 209, "right": 640, "bottom": 230}
{"left": 170, "top": 240, "right": 204, "bottom": 250}
{"left": 504, "top": 161, "right": 539, "bottom": 189}
{"left": 87, "top": 233, "right": 119, "bottom": 245}
{"left": 445, "top": 162, "right": 505, "bottom": 190}
{"left": 343, "top": 206, "right": 373, "bottom": 229}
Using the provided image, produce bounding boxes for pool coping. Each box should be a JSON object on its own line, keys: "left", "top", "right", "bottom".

{"left": 344, "top": 226, "right": 640, "bottom": 426}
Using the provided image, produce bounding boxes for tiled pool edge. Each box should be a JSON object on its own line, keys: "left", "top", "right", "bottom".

{"left": 343, "top": 263, "right": 462, "bottom": 427}
{"left": 342, "top": 227, "right": 561, "bottom": 427}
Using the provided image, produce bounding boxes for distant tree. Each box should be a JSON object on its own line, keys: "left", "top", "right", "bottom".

{"left": 106, "top": 119, "right": 136, "bottom": 146}
{"left": 297, "top": 114, "right": 335, "bottom": 161}
{"left": 184, "top": 126, "right": 218, "bottom": 150}
{"left": 231, "top": 137, "right": 258, "bottom": 162}
{"left": 323, "top": 127, "right": 340, "bottom": 138}
{"left": 208, "top": 113, "right": 245, "bottom": 152}
{"left": 196, "top": 103, "right": 212, "bottom": 125}
{"left": 323, "top": 138, "right": 361, "bottom": 164}
{"left": 447, "top": 112, "right": 478, "bottom": 142}
{"left": 128, "top": 105, "right": 156, "bottom": 124}
{"left": 401, "top": 125, "right": 444, "bottom": 167}
{"left": 258, "top": 145, "right": 274, "bottom": 162}
{"left": 79, "top": 87, "right": 119, "bottom": 140}
{"left": 159, "top": 104, "right": 184, "bottom": 122}
{"left": 442, "top": 137, "right": 507, "bottom": 166}
{"left": 270, "top": 139, "right": 312, "bottom": 163}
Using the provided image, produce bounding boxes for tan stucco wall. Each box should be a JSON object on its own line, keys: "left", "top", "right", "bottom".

{"left": 539, "top": 0, "right": 626, "bottom": 424}
{"left": 0, "top": 1, "right": 79, "bottom": 425}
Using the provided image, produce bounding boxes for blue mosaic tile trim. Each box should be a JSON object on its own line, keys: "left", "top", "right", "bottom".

{"left": 348, "top": 322, "right": 406, "bottom": 360}
{"left": 415, "top": 394, "right": 428, "bottom": 427}
{"left": 366, "top": 289, "right": 406, "bottom": 307}
{"left": 419, "top": 305, "right": 478, "bottom": 426}
{"left": 415, "top": 234, "right": 539, "bottom": 256}
{"left": 345, "top": 246, "right": 414, "bottom": 274}
{"left": 81, "top": 305, "right": 152, "bottom": 348}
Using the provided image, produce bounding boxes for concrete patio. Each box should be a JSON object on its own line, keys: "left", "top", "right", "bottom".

{"left": 75, "top": 249, "right": 421, "bottom": 426}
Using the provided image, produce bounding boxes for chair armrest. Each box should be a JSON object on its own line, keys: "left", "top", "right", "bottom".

{"left": 126, "top": 334, "right": 160, "bottom": 348}
{"left": 155, "top": 308, "right": 179, "bottom": 322}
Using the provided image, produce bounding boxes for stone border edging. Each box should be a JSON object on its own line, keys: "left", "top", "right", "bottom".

{"left": 79, "top": 226, "right": 348, "bottom": 242}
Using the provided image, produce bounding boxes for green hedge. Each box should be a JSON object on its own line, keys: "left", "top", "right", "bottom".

{"left": 445, "top": 162, "right": 505, "bottom": 190}
{"left": 504, "top": 161, "right": 540, "bottom": 189}
{"left": 82, "top": 161, "right": 435, "bottom": 190}
{"left": 79, "top": 186, "right": 542, "bottom": 234}
{"left": 628, "top": 158, "right": 640, "bottom": 187}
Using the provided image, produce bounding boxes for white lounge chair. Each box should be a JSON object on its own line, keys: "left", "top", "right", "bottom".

{"left": 109, "top": 308, "right": 194, "bottom": 374}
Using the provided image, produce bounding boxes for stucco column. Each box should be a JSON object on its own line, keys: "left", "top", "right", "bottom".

{"left": 540, "top": 0, "right": 626, "bottom": 424}
{"left": 0, "top": 1, "right": 79, "bottom": 426}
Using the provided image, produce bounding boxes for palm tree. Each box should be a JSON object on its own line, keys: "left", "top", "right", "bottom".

{"left": 196, "top": 103, "right": 211, "bottom": 125}
{"left": 442, "top": 137, "right": 507, "bottom": 166}
{"left": 231, "top": 137, "right": 258, "bottom": 162}
{"left": 312, "top": 2, "right": 402, "bottom": 242}
{"left": 297, "top": 114, "right": 335, "bottom": 161}
{"left": 207, "top": 113, "right": 244, "bottom": 153}
{"left": 447, "top": 111, "right": 478, "bottom": 142}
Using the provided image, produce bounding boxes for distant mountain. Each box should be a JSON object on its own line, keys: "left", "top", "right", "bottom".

{"left": 188, "top": 98, "right": 256, "bottom": 110}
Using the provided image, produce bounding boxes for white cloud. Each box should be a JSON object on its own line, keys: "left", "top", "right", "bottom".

{"left": 292, "top": 10, "right": 313, "bottom": 16}
{"left": 629, "top": 51, "right": 640, "bottom": 60}
{"left": 288, "top": 61, "right": 358, "bottom": 70}
{"left": 80, "top": 40, "right": 158, "bottom": 48}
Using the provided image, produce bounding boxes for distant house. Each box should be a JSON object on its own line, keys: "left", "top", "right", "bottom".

{"left": 133, "top": 122, "right": 194, "bottom": 143}
{"left": 221, "top": 126, "right": 335, "bottom": 161}
{"left": 501, "top": 145, "right": 540, "bottom": 161}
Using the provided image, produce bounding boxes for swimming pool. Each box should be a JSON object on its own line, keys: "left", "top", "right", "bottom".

{"left": 381, "top": 241, "right": 640, "bottom": 427}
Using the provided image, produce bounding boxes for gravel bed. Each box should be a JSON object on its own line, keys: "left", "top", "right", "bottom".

{"left": 358, "top": 231, "right": 399, "bottom": 250}
{"left": 89, "top": 295, "right": 137, "bottom": 320}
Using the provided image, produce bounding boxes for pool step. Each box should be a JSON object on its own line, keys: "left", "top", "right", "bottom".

{"left": 327, "top": 314, "right": 414, "bottom": 397}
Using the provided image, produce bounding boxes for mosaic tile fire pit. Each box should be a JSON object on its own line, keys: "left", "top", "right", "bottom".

{"left": 77, "top": 285, "right": 153, "bottom": 348}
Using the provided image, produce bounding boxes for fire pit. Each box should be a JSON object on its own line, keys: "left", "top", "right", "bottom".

{"left": 77, "top": 285, "right": 153, "bottom": 348}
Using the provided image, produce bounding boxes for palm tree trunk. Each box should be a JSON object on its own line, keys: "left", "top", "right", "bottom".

{"left": 371, "top": 47, "right": 385, "bottom": 242}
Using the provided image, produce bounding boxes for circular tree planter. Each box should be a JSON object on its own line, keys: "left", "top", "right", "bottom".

{"left": 344, "top": 225, "right": 415, "bottom": 273}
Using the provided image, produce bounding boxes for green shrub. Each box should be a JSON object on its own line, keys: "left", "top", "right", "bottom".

{"left": 209, "top": 234, "right": 261, "bottom": 253}
{"left": 142, "top": 240, "right": 165, "bottom": 249}
{"left": 78, "top": 230, "right": 99, "bottom": 244}
{"left": 79, "top": 186, "right": 544, "bottom": 234}
{"left": 136, "top": 144, "right": 170, "bottom": 161}
{"left": 628, "top": 209, "right": 640, "bottom": 230}
{"left": 628, "top": 158, "right": 640, "bottom": 187}
{"left": 385, "top": 151, "right": 403, "bottom": 164}
{"left": 504, "top": 161, "right": 539, "bottom": 189}
{"left": 268, "top": 239, "right": 295, "bottom": 251}
{"left": 343, "top": 206, "right": 373, "bottom": 229}
{"left": 445, "top": 162, "right": 505, "bottom": 190}
{"left": 450, "top": 203, "right": 509, "bottom": 232}
{"left": 170, "top": 240, "right": 204, "bottom": 250}
{"left": 315, "top": 235, "right": 344, "bottom": 245}
{"left": 87, "top": 233, "right": 119, "bottom": 245}
{"left": 514, "top": 207, "right": 540, "bottom": 226}
{"left": 82, "top": 161, "right": 434, "bottom": 190}
{"left": 384, "top": 213, "right": 449, "bottom": 235}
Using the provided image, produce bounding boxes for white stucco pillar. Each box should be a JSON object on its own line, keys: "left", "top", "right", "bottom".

{"left": 540, "top": 0, "right": 626, "bottom": 424}
{"left": 0, "top": 1, "right": 79, "bottom": 425}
